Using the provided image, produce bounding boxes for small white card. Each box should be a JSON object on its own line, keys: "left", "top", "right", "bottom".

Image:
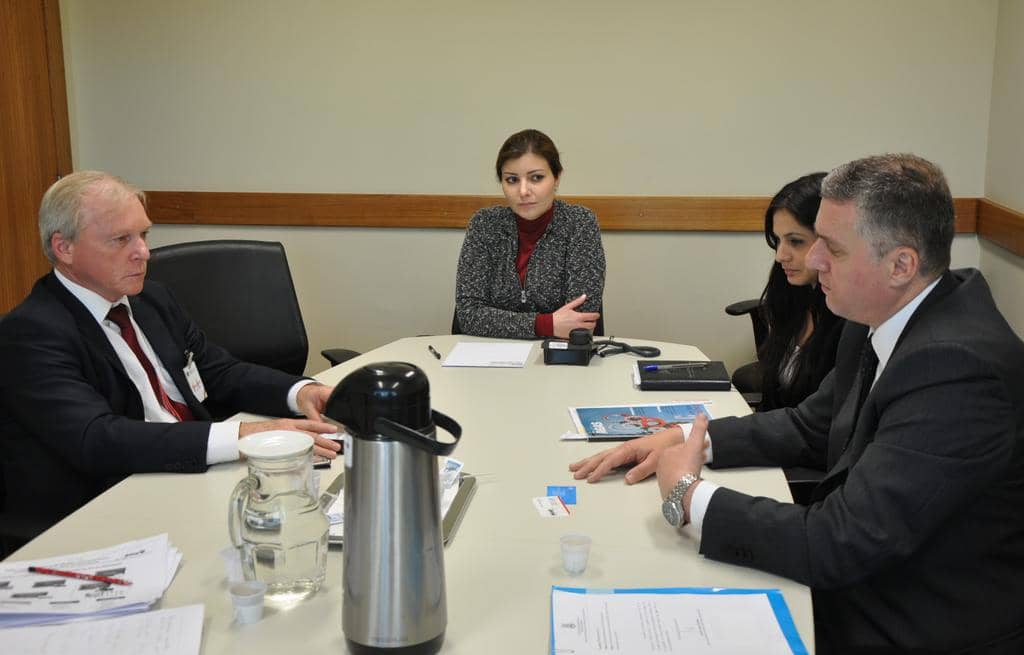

{"left": 182, "top": 352, "right": 207, "bottom": 401}
{"left": 532, "top": 496, "right": 570, "bottom": 518}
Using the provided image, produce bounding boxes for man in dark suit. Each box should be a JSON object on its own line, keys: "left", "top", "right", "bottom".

{"left": 571, "top": 154, "right": 1024, "bottom": 653}
{"left": 0, "top": 171, "right": 342, "bottom": 534}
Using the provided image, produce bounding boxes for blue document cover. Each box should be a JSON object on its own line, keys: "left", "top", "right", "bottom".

{"left": 569, "top": 402, "right": 712, "bottom": 440}
{"left": 550, "top": 586, "right": 808, "bottom": 654}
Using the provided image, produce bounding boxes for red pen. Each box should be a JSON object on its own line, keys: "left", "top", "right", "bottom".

{"left": 27, "top": 566, "right": 132, "bottom": 586}
{"left": 556, "top": 495, "right": 571, "bottom": 515}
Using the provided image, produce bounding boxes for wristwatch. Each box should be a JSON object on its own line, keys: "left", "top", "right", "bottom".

{"left": 662, "top": 473, "right": 701, "bottom": 527}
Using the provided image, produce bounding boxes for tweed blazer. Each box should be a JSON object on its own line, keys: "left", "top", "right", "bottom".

{"left": 455, "top": 199, "right": 605, "bottom": 338}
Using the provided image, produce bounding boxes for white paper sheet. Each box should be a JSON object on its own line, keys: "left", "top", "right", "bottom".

{"left": 551, "top": 588, "right": 805, "bottom": 655}
{"left": 0, "top": 604, "right": 204, "bottom": 655}
{"left": 441, "top": 342, "right": 533, "bottom": 368}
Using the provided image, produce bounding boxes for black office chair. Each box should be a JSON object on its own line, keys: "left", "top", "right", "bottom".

{"left": 146, "top": 240, "right": 360, "bottom": 375}
{"left": 725, "top": 298, "right": 823, "bottom": 505}
{"left": 451, "top": 305, "right": 605, "bottom": 337}
{"left": 725, "top": 298, "right": 766, "bottom": 409}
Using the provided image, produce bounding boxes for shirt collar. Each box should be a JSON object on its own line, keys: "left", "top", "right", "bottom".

{"left": 53, "top": 268, "right": 130, "bottom": 325}
{"left": 871, "top": 276, "right": 942, "bottom": 378}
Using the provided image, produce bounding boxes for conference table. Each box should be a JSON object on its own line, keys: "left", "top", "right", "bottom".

{"left": 10, "top": 335, "right": 814, "bottom": 653}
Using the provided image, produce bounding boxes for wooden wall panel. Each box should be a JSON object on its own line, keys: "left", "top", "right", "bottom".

{"left": 146, "top": 191, "right": 980, "bottom": 233}
{"left": 978, "top": 199, "right": 1024, "bottom": 257}
{"left": 0, "top": 0, "right": 71, "bottom": 312}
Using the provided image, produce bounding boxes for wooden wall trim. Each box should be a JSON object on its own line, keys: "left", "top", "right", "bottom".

{"left": 44, "top": 0, "right": 71, "bottom": 176}
{"left": 978, "top": 198, "right": 1024, "bottom": 257}
{"left": 146, "top": 191, "right": 980, "bottom": 233}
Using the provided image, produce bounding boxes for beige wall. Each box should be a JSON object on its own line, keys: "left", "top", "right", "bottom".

{"left": 982, "top": 0, "right": 1024, "bottom": 339}
{"left": 61, "top": 1, "right": 997, "bottom": 373}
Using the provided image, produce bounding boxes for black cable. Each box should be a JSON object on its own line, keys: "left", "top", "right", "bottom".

{"left": 593, "top": 337, "right": 661, "bottom": 358}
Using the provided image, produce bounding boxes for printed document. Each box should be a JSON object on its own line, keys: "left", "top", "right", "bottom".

{"left": 0, "top": 604, "right": 203, "bottom": 655}
{"left": 550, "top": 587, "right": 807, "bottom": 655}
{"left": 442, "top": 341, "right": 533, "bottom": 367}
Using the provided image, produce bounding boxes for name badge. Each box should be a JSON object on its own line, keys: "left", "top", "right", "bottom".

{"left": 183, "top": 351, "right": 207, "bottom": 401}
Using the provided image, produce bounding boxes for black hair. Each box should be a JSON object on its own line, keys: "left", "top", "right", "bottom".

{"left": 757, "top": 172, "right": 843, "bottom": 411}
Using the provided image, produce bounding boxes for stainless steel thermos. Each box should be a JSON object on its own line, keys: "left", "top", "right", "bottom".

{"left": 324, "top": 362, "right": 461, "bottom": 655}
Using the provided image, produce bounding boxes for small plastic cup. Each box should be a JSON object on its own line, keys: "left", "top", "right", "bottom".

{"left": 560, "top": 533, "right": 592, "bottom": 575}
{"left": 230, "top": 580, "right": 267, "bottom": 624}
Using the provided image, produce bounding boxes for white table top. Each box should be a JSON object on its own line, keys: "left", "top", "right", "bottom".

{"left": 10, "top": 335, "right": 813, "bottom": 653}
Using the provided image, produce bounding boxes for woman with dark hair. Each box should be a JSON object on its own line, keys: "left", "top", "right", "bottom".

{"left": 756, "top": 172, "right": 844, "bottom": 411}
{"left": 455, "top": 129, "right": 606, "bottom": 339}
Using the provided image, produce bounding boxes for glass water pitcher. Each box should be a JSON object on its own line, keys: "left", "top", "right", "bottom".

{"left": 228, "top": 430, "right": 328, "bottom": 604}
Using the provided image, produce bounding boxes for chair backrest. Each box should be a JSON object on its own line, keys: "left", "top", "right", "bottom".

{"left": 146, "top": 240, "right": 309, "bottom": 375}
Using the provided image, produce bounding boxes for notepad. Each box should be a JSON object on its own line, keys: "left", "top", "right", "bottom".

{"left": 633, "top": 360, "right": 731, "bottom": 391}
{"left": 441, "top": 342, "right": 533, "bottom": 368}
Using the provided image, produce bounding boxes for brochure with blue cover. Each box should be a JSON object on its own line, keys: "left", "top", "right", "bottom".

{"left": 568, "top": 401, "right": 713, "bottom": 441}
{"left": 550, "top": 586, "right": 808, "bottom": 655}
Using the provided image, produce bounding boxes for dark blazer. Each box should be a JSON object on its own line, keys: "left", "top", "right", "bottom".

{"left": 0, "top": 273, "right": 304, "bottom": 526}
{"left": 703, "top": 269, "right": 1024, "bottom": 653}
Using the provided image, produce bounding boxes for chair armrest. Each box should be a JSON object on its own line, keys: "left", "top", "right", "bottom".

{"left": 740, "top": 392, "right": 762, "bottom": 409}
{"left": 725, "top": 298, "right": 761, "bottom": 316}
{"left": 321, "top": 348, "right": 361, "bottom": 367}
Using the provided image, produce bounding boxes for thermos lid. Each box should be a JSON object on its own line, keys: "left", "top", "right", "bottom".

{"left": 324, "top": 362, "right": 431, "bottom": 439}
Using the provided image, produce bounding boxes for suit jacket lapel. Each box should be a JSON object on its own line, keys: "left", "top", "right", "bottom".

{"left": 42, "top": 274, "right": 128, "bottom": 376}
{"left": 825, "top": 324, "right": 869, "bottom": 471}
{"left": 815, "top": 271, "right": 962, "bottom": 498}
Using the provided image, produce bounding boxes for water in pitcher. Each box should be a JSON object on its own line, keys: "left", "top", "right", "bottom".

{"left": 230, "top": 431, "right": 329, "bottom": 606}
{"left": 237, "top": 489, "right": 328, "bottom": 603}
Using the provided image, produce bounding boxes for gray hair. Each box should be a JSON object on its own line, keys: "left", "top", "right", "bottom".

{"left": 39, "top": 171, "right": 146, "bottom": 264}
{"left": 821, "top": 154, "right": 954, "bottom": 277}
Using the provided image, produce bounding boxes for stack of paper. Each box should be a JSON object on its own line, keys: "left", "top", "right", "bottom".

{"left": 0, "top": 534, "right": 182, "bottom": 628}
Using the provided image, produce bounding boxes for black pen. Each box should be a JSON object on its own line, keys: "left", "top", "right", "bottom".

{"left": 428, "top": 345, "right": 442, "bottom": 360}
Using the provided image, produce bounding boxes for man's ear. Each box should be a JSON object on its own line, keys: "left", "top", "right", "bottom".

{"left": 888, "top": 246, "right": 920, "bottom": 287}
{"left": 51, "top": 232, "right": 74, "bottom": 265}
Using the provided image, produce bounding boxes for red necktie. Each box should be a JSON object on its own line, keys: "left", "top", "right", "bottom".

{"left": 107, "top": 304, "right": 194, "bottom": 421}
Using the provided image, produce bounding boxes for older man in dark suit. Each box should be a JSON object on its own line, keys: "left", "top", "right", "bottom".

{"left": 0, "top": 171, "right": 341, "bottom": 535}
{"left": 571, "top": 154, "right": 1024, "bottom": 653}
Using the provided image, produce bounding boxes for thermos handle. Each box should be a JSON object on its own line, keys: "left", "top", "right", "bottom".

{"left": 374, "top": 409, "right": 461, "bottom": 456}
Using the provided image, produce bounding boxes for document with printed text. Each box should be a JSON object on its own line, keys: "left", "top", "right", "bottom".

{"left": 442, "top": 341, "right": 533, "bottom": 368}
{"left": 0, "top": 604, "right": 204, "bottom": 655}
{"left": 550, "top": 586, "right": 807, "bottom": 655}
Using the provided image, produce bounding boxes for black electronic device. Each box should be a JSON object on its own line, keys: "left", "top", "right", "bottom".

{"left": 542, "top": 328, "right": 595, "bottom": 366}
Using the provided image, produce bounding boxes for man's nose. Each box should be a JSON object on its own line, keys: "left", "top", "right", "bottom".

{"left": 136, "top": 239, "right": 150, "bottom": 261}
{"left": 806, "top": 238, "right": 824, "bottom": 270}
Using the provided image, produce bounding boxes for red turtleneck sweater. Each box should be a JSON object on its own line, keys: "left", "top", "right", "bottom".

{"left": 515, "top": 205, "right": 555, "bottom": 337}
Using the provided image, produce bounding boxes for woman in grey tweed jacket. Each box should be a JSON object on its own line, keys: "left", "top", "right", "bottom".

{"left": 455, "top": 130, "right": 606, "bottom": 339}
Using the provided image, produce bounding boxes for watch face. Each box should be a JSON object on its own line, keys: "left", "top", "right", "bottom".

{"left": 662, "top": 499, "right": 682, "bottom": 527}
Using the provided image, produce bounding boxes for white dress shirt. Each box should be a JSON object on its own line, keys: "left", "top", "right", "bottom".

{"left": 54, "top": 270, "right": 310, "bottom": 464}
{"left": 686, "top": 276, "right": 942, "bottom": 537}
